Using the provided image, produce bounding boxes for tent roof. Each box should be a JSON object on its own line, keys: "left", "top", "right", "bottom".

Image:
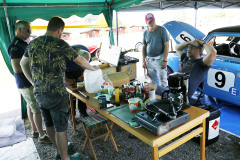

{"left": 0, "top": 0, "right": 143, "bottom": 21}
{"left": 119, "top": 0, "right": 240, "bottom": 12}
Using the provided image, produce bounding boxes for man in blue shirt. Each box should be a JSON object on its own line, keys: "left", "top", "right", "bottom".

{"left": 142, "top": 13, "right": 169, "bottom": 87}
{"left": 65, "top": 45, "right": 91, "bottom": 118}
{"left": 8, "top": 21, "right": 51, "bottom": 143}
{"left": 148, "top": 39, "right": 217, "bottom": 105}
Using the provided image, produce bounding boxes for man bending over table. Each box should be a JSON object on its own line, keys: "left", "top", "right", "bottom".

{"left": 21, "top": 17, "right": 97, "bottom": 160}
{"left": 65, "top": 45, "right": 91, "bottom": 118}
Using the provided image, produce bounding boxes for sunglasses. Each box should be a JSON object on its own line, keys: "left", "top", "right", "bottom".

{"left": 24, "top": 28, "right": 31, "bottom": 33}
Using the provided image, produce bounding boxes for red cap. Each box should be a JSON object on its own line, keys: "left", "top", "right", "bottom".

{"left": 145, "top": 13, "right": 155, "bottom": 24}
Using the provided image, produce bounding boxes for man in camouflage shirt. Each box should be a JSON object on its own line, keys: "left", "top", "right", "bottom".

{"left": 21, "top": 17, "right": 97, "bottom": 160}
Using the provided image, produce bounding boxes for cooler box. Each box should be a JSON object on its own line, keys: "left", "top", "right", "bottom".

{"left": 117, "top": 56, "right": 139, "bottom": 80}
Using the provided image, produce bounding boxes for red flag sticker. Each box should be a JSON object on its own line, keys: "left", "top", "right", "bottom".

{"left": 211, "top": 120, "right": 219, "bottom": 130}
{"left": 237, "top": 73, "right": 240, "bottom": 78}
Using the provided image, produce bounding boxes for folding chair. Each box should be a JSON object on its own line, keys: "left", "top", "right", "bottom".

{"left": 80, "top": 113, "right": 118, "bottom": 160}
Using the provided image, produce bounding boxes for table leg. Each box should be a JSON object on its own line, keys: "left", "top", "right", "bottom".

{"left": 152, "top": 145, "right": 159, "bottom": 160}
{"left": 69, "top": 93, "right": 76, "bottom": 131}
{"left": 200, "top": 119, "right": 206, "bottom": 160}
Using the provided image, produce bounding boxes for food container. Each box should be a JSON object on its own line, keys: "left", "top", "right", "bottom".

{"left": 98, "top": 95, "right": 107, "bottom": 105}
{"left": 128, "top": 98, "right": 138, "bottom": 113}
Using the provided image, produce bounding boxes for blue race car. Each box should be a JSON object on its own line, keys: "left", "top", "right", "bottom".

{"left": 163, "top": 21, "right": 240, "bottom": 106}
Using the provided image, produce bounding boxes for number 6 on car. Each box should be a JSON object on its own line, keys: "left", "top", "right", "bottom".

{"left": 176, "top": 31, "right": 195, "bottom": 43}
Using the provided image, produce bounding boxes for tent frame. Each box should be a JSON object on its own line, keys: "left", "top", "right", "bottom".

{"left": 3, "top": 0, "right": 12, "bottom": 41}
{"left": 0, "top": 0, "right": 144, "bottom": 118}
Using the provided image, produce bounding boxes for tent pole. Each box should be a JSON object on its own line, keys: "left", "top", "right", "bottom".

{"left": 194, "top": 9, "right": 197, "bottom": 28}
{"left": 0, "top": 4, "right": 105, "bottom": 9}
{"left": 116, "top": 11, "right": 119, "bottom": 46}
{"left": 3, "top": 0, "right": 12, "bottom": 41}
{"left": 194, "top": 2, "right": 198, "bottom": 28}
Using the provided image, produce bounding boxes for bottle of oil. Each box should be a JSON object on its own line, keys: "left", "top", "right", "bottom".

{"left": 115, "top": 85, "right": 120, "bottom": 105}
{"left": 144, "top": 82, "right": 149, "bottom": 100}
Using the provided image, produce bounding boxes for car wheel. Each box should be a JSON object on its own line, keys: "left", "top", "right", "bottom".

{"left": 167, "top": 65, "right": 174, "bottom": 77}
{"left": 135, "top": 42, "right": 143, "bottom": 52}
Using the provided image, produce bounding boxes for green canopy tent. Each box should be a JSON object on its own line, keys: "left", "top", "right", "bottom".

{"left": 0, "top": 0, "right": 143, "bottom": 118}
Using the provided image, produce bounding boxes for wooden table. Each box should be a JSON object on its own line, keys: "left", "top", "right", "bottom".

{"left": 66, "top": 86, "right": 209, "bottom": 160}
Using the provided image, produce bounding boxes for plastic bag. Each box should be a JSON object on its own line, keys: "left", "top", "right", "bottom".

{"left": 84, "top": 69, "right": 105, "bottom": 93}
{"left": 191, "top": 90, "right": 218, "bottom": 106}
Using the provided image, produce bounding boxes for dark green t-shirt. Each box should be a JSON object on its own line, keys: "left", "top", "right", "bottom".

{"left": 24, "top": 34, "right": 78, "bottom": 96}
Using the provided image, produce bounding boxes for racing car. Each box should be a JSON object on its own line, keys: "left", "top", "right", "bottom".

{"left": 163, "top": 21, "right": 240, "bottom": 106}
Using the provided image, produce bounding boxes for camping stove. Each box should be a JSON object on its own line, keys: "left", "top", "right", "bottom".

{"left": 135, "top": 110, "right": 189, "bottom": 136}
{"left": 135, "top": 73, "right": 190, "bottom": 136}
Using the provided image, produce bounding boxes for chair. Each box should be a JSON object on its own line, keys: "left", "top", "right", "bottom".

{"left": 194, "top": 81, "right": 205, "bottom": 106}
{"left": 80, "top": 113, "right": 118, "bottom": 160}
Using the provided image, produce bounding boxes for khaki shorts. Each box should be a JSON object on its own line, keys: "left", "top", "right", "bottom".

{"left": 19, "top": 86, "right": 40, "bottom": 114}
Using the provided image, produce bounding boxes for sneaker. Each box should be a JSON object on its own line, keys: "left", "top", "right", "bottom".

{"left": 38, "top": 134, "right": 52, "bottom": 144}
{"left": 31, "top": 131, "right": 39, "bottom": 138}
{"left": 69, "top": 153, "right": 80, "bottom": 160}
{"left": 55, "top": 142, "right": 74, "bottom": 159}
{"left": 31, "top": 129, "right": 47, "bottom": 138}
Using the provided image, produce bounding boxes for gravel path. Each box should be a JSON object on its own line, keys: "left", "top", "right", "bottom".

{"left": 24, "top": 109, "right": 240, "bottom": 160}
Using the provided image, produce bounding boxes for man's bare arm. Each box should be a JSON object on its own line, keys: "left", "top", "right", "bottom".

{"left": 142, "top": 44, "right": 147, "bottom": 68}
{"left": 161, "top": 41, "right": 169, "bottom": 69}
{"left": 197, "top": 39, "right": 217, "bottom": 66}
{"left": 163, "top": 41, "right": 169, "bottom": 60}
{"left": 11, "top": 58, "right": 22, "bottom": 73}
{"left": 20, "top": 56, "right": 33, "bottom": 84}
{"left": 175, "top": 41, "right": 189, "bottom": 57}
{"left": 73, "top": 56, "right": 97, "bottom": 71}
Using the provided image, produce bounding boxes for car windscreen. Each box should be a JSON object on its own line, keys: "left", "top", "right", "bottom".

{"left": 203, "top": 36, "right": 240, "bottom": 58}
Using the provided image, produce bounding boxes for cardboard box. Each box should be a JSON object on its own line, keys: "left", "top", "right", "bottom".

{"left": 98, "top": 63, "right": 116, "bottom": 75}
{"left": 106, "top": 72, "right": 130, "bottom": 87}
{"left": 117, "top": 63, "right": 137, "bottom": 80}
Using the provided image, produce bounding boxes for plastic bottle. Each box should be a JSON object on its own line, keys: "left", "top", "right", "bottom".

{"left": 129, "top": 85, "right": 135, "bottom": 98}
{"left": 115, "top": 85, "right": 120, "bottom": 105}
{"left": 124, "top": 84, "right": 129, "bottom": 101}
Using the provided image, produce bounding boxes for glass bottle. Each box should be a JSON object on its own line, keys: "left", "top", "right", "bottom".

{"left": 144, "top": 83, "right": 149, "bottom": 100}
